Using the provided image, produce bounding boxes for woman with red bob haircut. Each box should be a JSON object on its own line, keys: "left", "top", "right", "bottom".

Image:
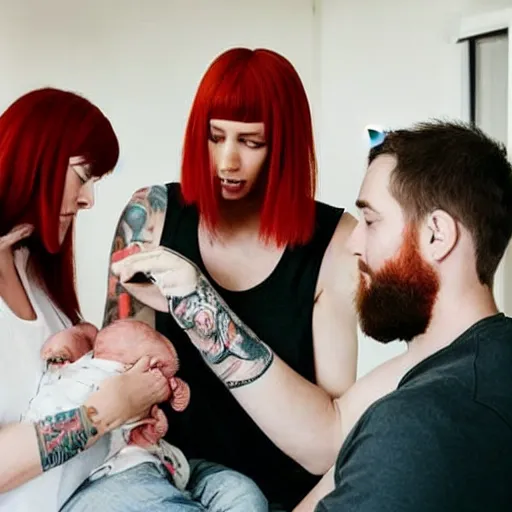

{"left": 181, "top": 47, "right": 317, "bottom": 246}
{"left": 103, "top": 47, "right": 358, "bottom": 510}
{"left": 0, "top": 88, "right": 170, "bottom": 512}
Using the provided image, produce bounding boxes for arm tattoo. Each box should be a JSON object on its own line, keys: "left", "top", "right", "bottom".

{"left": 102, "top": 185, "right": 167, "bottom": 327}
{"left": 35, "top": 406, "right": 98, "bottom": 472}
{"left": 169, "top": 274, "right": 274, "bottom": 389}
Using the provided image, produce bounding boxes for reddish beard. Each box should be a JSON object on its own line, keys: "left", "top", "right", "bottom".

{"left": 356, "top": 226, "right": 440, "bottom": 343}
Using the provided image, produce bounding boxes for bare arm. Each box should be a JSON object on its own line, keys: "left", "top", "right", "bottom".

{"left": 164, "top": 215, "right": 359, "bottom": 474}
{"left": 290, "top": 353, "right": 412, "bottom": 510}
{"left": 0, "top": 405, "right": 103, "bottom": 493}
{"left": 102, "top": 185, "right": 168, "bottom": 328}
{"left": 313, "top": 213, "right": 358, "bottom": 398}
{"left": 293, "top": 466, "right": 335, "bottom": 512}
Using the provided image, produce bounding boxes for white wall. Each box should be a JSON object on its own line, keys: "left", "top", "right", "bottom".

{"left": 1, "top": 0, "right": 511, "bottom": 377}
{"left": 0, "top": 0, "right": 317, "bottom": 326}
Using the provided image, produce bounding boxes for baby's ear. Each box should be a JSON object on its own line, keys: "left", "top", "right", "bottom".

{"left": 78, "top": 322, "right": 99, "bottom": 341}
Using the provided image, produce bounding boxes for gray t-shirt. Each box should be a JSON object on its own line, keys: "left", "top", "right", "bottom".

{"left": 317, "top": 314, "right": 512, "bottom": 512}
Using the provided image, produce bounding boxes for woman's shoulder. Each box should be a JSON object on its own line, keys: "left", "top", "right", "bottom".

{"left": 123, "top": 182, "right": 185, "bottom": 212}
{"left": 125, "top": 182, "right": 175, "bottom": 201}
{"left": 309, "top": 200, "right": 347, "bottom": 247}
{"left": 314, "top": 199, "right": 345, "bottom": 222}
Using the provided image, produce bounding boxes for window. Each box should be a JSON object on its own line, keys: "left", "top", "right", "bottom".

{"left": 458, "top": 10, "right": 512, "bottom": 313}
{"left": 469, "top": 30, "right": 508, "bottom": 141}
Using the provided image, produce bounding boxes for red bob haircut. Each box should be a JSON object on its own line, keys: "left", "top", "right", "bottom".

{"left": 181, "top": 47, "right": 317, "bottom": 247}
{"left": 0, "top": 87, "right": 119, "bottom": 324}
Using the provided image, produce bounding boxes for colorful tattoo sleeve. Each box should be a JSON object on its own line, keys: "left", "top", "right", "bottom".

{"left": 102, "top": 185, "right": 168, "bottom": 327}
{"left": 169, "top": 273, "right": 274, "bottom": 389}
{"left": 35, "top": 406, "right": 98, "bottom": 472}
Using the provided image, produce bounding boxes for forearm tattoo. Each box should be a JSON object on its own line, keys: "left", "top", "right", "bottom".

{"left": 102, "top": 185, "right": 167, "bottom": 327}
{"left": 169, "top": 274, "right": 274, "bottom": 389}
{"left": 35, "top": 406, "right": 98, "bottom": 472}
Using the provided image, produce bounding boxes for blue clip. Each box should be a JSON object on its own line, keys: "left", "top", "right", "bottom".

{"left": 365, "top": 125, "right": 386, "bottom": 148}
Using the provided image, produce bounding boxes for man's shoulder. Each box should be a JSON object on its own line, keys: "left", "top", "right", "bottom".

{"left": 323, "top": 383, "right": 512, "bottom": 512}
{"left": 354, "top": 386, "right": 445, "bottom": 435}
{"left": 344, "top": 360, "right": 512, "bottom": 458}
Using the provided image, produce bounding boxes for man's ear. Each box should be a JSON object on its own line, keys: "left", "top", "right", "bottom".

{"left": 424, "top": 209, "right": 458, "bottom": 262}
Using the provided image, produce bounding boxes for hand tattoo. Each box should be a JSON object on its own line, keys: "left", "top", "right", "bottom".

{"left": 169, "top": 274, "right": 274, "bottom": 389}
{"left": 35, "top": 406, "right": 98, "bottom": 472}
{"left": 102, "top": 185, "right": 167, "bottom": 326}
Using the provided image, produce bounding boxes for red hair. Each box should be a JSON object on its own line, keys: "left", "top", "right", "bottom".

{"left": 181, "top": 48, "right": 317, "bottom": 246}
{"left": 0, "top": 88, "right": 119, "bottom": 324}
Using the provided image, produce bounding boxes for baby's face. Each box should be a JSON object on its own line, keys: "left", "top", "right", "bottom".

{"left": 41, "top": 323, "right": 97, "bottom": 366}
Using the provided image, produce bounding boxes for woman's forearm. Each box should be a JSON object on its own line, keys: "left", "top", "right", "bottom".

{"left": 0, "top": 406, "right": 101, "bottom": 493}
{"left": 169, "top": 278, "right": 342, "bottom": 474}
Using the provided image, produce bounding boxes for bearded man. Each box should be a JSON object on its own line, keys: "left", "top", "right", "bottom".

{"left": 317, "top": 120, "right": 512, "bottom": 511}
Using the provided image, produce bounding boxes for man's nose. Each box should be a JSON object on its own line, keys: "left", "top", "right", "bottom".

{"left": 346, "top": 220, "right": 364, "bottom": 257}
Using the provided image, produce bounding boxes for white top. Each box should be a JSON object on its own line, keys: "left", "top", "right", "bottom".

{"left": 0, "top": 249, "right": 109, "bottom": 512}
{"left": 24, "top": 353, "right": 124, "bottom": 423}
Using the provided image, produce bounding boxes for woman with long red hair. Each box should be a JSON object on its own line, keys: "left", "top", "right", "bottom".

{"left": 0, "top": 88, "right": 169, "bottom": 511}
{"left": 102, "top": 47, "right": 358, "bottom": 511}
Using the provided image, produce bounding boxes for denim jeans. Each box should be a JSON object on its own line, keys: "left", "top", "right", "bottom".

{"left": 60, "top": 459, "right": 268, "bottom": 512}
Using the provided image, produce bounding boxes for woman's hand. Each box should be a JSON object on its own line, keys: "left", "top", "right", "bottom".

{"left": 0, "top": 223, "right": 33, "bottom": 252}
{"left": 111, "top": 246, "right": 199, "bottom": 302}
{"left": 113, "top": 245, "right": 274, "bottom": 390}
{"left": 85, "top": 356, "right": 170, "bottom": 432}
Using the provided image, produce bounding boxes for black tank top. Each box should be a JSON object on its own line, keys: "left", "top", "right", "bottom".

{"left": 156, "top": 183, "right": 344, "bottom": 509}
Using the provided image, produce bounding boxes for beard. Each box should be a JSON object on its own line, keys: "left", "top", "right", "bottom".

{"left": 356, "top": 226, "right": 440, "bottom": 343}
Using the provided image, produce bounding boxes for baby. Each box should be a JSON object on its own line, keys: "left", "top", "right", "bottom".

{"left": 26, "top": 319, "right": 269, "bottom": 512}
{"left": 25, "top": 319, "right": 191, "bottom": 491}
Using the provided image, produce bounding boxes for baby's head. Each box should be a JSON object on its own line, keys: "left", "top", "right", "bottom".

{"left": 95, "top": 319, "right": 190, "bottom": 412}
{"left": 41, "top": 319, "right": 190, "bottom": 413}
{"left": 94, "top": 319, "right": 180, "bottom": 377}
{"left": 41, "top": 322, "right": 98, "bottom": 366}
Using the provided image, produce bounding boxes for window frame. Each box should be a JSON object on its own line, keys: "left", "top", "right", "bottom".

{"left": 456, "top": 9, "right": 512, "bottom": 312}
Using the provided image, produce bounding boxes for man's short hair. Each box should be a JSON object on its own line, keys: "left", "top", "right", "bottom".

{"left": 369, "top": 120, "right": 512, "bottom": 285}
